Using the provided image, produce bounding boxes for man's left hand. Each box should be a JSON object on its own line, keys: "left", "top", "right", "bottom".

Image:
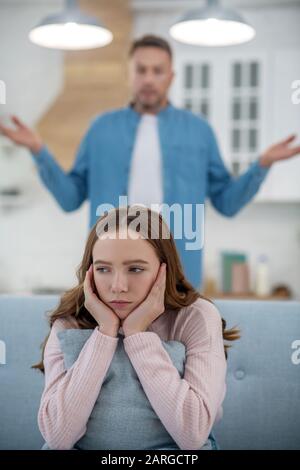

{"left": 260, "top": 134, "right": 300, "bottom": 167}
{"left": 122, "top": 263, "right": 167, "bottom": 337}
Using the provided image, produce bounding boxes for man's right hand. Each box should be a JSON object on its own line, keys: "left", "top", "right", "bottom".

{"left": 0, "top": 115, "right": 43, "bottom": 154}
{"left": 83, "top": 264, "right": 120, "bottom": 337}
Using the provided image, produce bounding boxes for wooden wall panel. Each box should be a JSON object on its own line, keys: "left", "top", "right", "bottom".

{"left": 37, "top": 0, "right": 132, "bottom": 170}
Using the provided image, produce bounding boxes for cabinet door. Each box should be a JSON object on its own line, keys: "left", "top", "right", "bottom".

{"left": 257, "top": 48, "right": 300, "bottom": 202}
{"left": 172, "top": 51, "right": 268, "bottom": 175}
{"left": 171, "top": 51, "right": 236, "bottom": 172}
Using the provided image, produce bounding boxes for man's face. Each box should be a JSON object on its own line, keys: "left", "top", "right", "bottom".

{"left": 129, "top": 46, "right": 174, "bottom": 111}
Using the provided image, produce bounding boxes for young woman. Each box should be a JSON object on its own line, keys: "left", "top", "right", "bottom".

{"left": 33, "top": 205, "right": 240, "bottom": 450}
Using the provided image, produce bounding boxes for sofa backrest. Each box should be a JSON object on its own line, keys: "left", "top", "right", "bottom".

{"left": 0, "top": 294, "right": 299, "bottom": 450}
{"left": 213, "top": 299, "right": 300, "bottom": 450}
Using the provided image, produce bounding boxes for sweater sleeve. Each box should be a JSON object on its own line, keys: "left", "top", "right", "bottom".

{"left": 123, "top": 301, "right": 227, "bottom": 450}
{"left": 206, "top": 124, "right": 270, "bottom": 216}
{"left": 38, "top": 319, "right": 119, "bottom": 450}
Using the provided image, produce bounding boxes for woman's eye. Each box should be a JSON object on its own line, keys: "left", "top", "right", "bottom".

{"left": 96, "top": 267, "right": 109, "bottom": 273}
{"left": 130, "top": 267, "right": 144, "bottom": 273}
{"left": 96, "top": 267, "right": 144, "bottom": 273}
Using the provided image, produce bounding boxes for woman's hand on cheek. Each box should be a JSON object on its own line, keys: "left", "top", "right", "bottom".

{"left": 122, "top": 263, "right": 167, "bottom": 337}
{"left": 83, "top": 265, "right": 120, "bottom": 336}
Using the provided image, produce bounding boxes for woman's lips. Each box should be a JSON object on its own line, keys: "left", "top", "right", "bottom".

{"left": 110, "top": 301, "right": 132, "bottom": 308}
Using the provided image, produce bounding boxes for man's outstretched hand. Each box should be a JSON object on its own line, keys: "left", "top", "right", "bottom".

{"left": 0, "top": 115, "right": 43, "bottom": 154}
{"left": 260, "top": 134, "right": 300, "bottom": 168}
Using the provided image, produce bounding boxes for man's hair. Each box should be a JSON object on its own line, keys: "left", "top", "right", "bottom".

{"left": 129, "top": 35, "right": 173, "bottom": 60}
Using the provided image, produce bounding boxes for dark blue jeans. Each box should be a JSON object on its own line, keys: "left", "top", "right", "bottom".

{"left": 42, "top": 432, "right": 219, "bottom": 451}
{"left": 208, "top": 431, "right": 219, "bottom": 450}
{"left": 150, "top": 431, "right": 219, "bottom": 451}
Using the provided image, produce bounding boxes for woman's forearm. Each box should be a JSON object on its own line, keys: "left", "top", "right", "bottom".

{"left": 38, "top": 322, "right": 119, "bottom": 450}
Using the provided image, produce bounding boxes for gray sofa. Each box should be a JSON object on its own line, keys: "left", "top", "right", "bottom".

{"left": 0, "top": 294, "right": 299, "bottom": 450}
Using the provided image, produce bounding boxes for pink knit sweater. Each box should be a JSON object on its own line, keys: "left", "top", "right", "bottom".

{"left": 38, "top": 297, "right": 227, "bottom": 450}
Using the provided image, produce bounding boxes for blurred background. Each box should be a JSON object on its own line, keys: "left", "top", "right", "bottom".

{"left": 0, "top": 0, "right": 300, "bottom": 299}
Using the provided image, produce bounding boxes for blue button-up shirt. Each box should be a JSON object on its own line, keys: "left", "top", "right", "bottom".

{"left": 31, "top": 102, "right": 270, "bottom": 289}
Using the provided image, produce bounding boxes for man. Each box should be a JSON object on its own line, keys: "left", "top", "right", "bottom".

{"left": 1, "top": 35, "right": 299, "bottom": 290}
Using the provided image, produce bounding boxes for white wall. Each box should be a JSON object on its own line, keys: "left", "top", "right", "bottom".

{"left": 0, "top": 169, "right": 89, "bottom": 293}
{"left": 204, "top": 201, "right": 300, "bottom": 299}
{"left": 0, "top": 0, "right": 65, "bottom": 126}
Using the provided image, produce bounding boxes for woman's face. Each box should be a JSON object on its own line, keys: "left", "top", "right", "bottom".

{"left": 91, "top": 229, "right": 161, "bottom": 321}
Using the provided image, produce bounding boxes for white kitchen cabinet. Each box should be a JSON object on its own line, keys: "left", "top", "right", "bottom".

{"left": 170, "top": 47, "right": 300, "bottom": 202}
{"left": 257, "top": 49, "right": 300, "bottom": 202}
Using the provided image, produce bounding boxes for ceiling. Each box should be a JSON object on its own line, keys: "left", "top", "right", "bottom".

{"left": 131, "top": 0, "right": 300, "bottom": 9}
{"left": 0, "top": 0, "right": 299, "bottom": 7}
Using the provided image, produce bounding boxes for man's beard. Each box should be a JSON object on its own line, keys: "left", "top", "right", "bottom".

{"left": 134, "top": 93, "right": 164, "bottom": 113}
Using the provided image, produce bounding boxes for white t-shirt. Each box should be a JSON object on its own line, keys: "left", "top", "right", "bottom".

{"left": 127, "top": 114, "right": 163, "bottom": 209}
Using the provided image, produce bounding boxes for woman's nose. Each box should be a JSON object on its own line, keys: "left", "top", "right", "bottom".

{"left": 111, "top": 273, "right": 128, "bottom": 292}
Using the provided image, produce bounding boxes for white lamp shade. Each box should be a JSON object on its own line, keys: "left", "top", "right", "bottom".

{"left": 170, "top": 3, "right": 255, "bottom": 47}
{"left": 29, "top": 9, "right": 113, "bottom": 50}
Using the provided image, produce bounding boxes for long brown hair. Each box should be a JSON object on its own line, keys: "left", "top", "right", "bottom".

{"left": 32, "top": 205, "right": 240, "bottom": 373}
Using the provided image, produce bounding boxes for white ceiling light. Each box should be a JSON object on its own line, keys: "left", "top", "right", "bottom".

{"left": 169, "top": 0, "right": 256, "bottom": 47}
{"left": 29, "top": 0, "right": 113, "bottom": 50}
